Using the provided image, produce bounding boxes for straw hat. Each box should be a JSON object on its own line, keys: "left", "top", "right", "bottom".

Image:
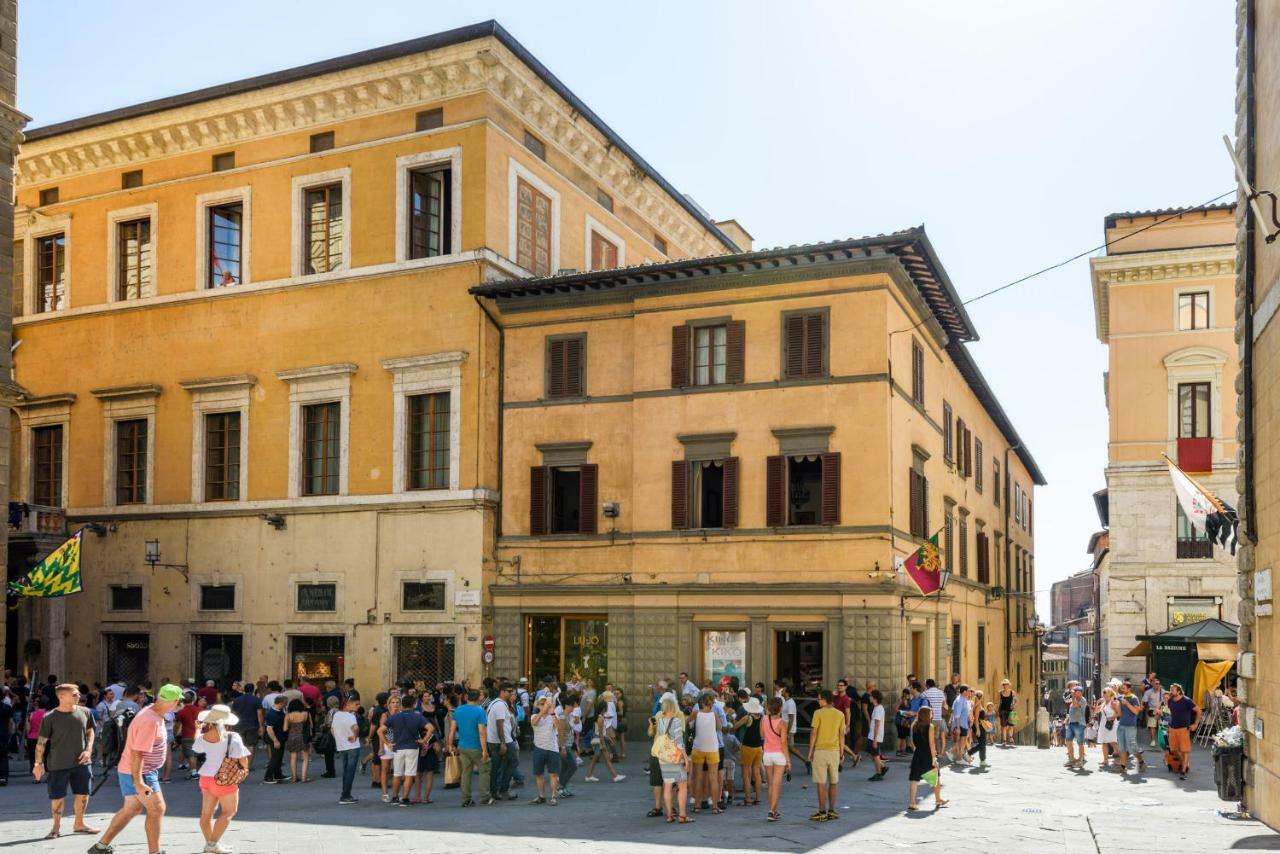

{"left": 197, "top": 704, "right": 239, "bottom": 727}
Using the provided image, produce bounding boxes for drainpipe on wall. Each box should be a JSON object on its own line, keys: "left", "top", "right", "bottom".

{"left": 473, "top": 293, "right": 504, "bottom": 541}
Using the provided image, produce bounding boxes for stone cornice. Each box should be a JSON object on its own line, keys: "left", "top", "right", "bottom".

{"left": 1091, "top": 245, "right": 1236, "bottom": 342}
{"left": 16, "top": 35, "right": 725, "bottom": 258}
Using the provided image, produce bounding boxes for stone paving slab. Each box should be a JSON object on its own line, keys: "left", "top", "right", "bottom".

{"left": 0, "top": 743, "right": 1274, "bottom": 853}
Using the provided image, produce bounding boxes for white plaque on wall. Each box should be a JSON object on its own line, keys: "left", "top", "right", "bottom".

{"left": 455, "top": 590, "right": 480, "bottom": 607}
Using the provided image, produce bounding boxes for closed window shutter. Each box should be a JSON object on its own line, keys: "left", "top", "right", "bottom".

{"left": 820, "top": 452, "right": 841, "bottom": 525}
{"left": 766, "top": 455, "right": 786, "bottom": 527}
{"left": 547, "top": 339, "right": 565, "bottom": 397}
{"left": 671, "top": 460, "right": 689, "bottom": 529}
{"left": 578, "top": 463, "right": 598, "bottom": 534}
{"left": 909, "top": 470, "right": 922, "bottom": 538}
{"left": 964, "top": 428, "right": 972, "bottom": 477}
{"left": 944, "top": 513, "right": 954, "bottom": 570}
{"left": 530, "top": 466, "right": 549, "bottom": 535}
{"left": 959, "top": 516, "right": 968, "bottom": 576}
{"left": 943, "top": 403, "right": 953, "bottom": 462}
{"left": 921, "top": 475, "right": 930, "bottom": 535}
{"left": 726, "top": 320, "right": 746, "bottom": 384}
{"left": 516, "top": 178, "right": 552, "bottom": 276}
{"left": 805, "top": 313, "right": 825, "bottom": 377}
{"left": 565, "top": 337, "right": 584, "bottom": 397}
{"left": 784, "top": 315, "right": 805, "bottom": 379}
{"left": 722, "top": 456, "right": 740, "bottom": 528}
{"left": 671, "top": 325, "right": 690, "bottom": 389}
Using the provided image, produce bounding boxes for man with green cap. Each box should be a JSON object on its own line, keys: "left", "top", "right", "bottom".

{"left": 89, "top": 683, "right": 182, "bottom": 854}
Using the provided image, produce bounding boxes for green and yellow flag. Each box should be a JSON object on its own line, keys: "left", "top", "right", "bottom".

{"left": 8, "top": 529, "right": 83, "bottom": 600}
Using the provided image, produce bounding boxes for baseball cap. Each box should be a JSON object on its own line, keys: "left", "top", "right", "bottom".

{"left": 157, "top": 683, "right": 184, "bottom": 702}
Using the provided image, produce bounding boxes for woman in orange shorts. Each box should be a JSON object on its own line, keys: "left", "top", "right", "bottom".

{"left": 192, "top": 704, "right": 251, "bottom": 854}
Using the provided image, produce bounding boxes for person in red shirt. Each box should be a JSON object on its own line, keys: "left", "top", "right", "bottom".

{"left": 197, "top": 680, "right": 219, "bottom": 707}
{"left": 176, "top": 696, "right": 206, "bottom": 778}
{"left": 298, "top": 678, "right": 322, "bottom": 710}
{"left": 833, "top": 679, "right": 859, "bottom": 768}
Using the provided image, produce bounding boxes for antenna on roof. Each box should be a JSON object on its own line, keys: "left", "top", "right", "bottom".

{"left": 1223, "top": 133, "right": 1280, "bottom": 244}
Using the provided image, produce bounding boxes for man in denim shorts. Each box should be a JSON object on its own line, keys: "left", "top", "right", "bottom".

{"left": 1115, "top": 680, "right": 1146, "bottom": 773}
{"left": 1064, "top": 684, "right": 1087, "bottom": 769}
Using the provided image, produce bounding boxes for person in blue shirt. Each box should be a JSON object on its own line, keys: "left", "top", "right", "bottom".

{"left": 1115, "top": 680, "right": 1146, "bottom": 773}
{"left": 448, "top": 689, "right": 490, "bottom": 806}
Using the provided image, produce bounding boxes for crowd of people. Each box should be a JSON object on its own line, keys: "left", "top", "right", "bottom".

{"left": 0, "top": 666, "right": 1038, "bottom": 851}
{"left": 1052, "top": 673, "right": 1207, "bottom": 781}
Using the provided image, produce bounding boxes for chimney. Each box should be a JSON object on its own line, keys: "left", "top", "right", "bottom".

{"left": 715, "top": 219, "right": 753, "bottom": 252}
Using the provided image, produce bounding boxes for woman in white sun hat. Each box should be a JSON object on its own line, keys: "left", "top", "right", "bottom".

{"left": 192, "top": 704, "right": 251, "bottom": 854}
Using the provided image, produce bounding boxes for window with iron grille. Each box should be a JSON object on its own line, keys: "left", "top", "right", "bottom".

{"left": 115, "top": 419, "right": 147, "bottom": 504}
{"left": 395, "top": 635, "right": 455, "bottom": 688}
{"left": 296, "top": 583, "right": 336, "bottom": 612}
{"left": 117, "top": 218, "right": 151, "bottom": 301}
{"left": 1176, "top": 503, "right": 1213, "bottom": 559}
{"left": 302, "top": 402, "right": 340, "bottom": 496}
{"left": 207, "top": 203, "right": 243, "bottom": 287}
{"left": 951, "top": 621, "right": 961, "bottom": 677}
{"left": 402, "top": 581, "right": 446, "bottom": 611}
{"left": 408, "top": 392, "right": 449, "bottom": 490}
{"left": 36, "top": 233, "right": 65, "bottom": 312}
{"left": 200, "top": 584, "right": 236, "bottom": 611}
{"left": 303, "top": 183, "right": 343, "bottom": 274}
{"left": 110, "top": 585, "right": 143, "bottom": 612}
{"left": 204, "top": 412, "right": 241, "bottom": 501}
{"left": 408, "top": 166, "right": 451, "bottom": 259}
{"left": 33, "top": 424, "right": 63, "bottom": 506}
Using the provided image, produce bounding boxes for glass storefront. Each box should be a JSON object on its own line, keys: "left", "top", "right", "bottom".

{"left": 701, "top": 629, "right": 747, "bottom": 690}
{"left": 526, "top": 615, "right": 607, "bottom": 685}
{"left": 290, "top": 634, "right": 345, "bottom": 682}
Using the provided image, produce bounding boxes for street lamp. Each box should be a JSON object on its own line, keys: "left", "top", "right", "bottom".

{"left": 143, "top": 539, "right": 189, "bottom": 581}
{"left": 938, "top": 567, "right": 952, "bottom": 593}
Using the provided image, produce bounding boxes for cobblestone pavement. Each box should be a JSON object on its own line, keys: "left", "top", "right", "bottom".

{"left": 1, "top": 742, "right": 1274, "bottom": 853}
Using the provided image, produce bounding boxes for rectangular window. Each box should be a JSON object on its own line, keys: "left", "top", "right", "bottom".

{"left": 545, "top": 335, "right": 585, "bottom": 398}
{"left": 1014, "top": 483, "right": 1022, "bottom": 525}
{"left": 309, "top": 131, "right": 335, "bottom": 153}
{"left": 116, "top": 218, "right": 152, "bottom": 300}
{"left": 1176, "top": 503, "right": 1213, "bottom": 559}
{"left": 787, "top": 456, "right": 824, "bottom": 525}
{"left": 782, "top": 310, "right": 827, "bottom": 380}
{"left": 32, "top": 424, "right": 63, "bottom": 506}
{"left": 1178, "top": 382, "right": 1211, "bottom": 438}
{"left": 911, "top": 339, "right": 924, "bottom": 403}
{"left": 39, "top": 187, "right": 58, "bottom": 206}
{"left": 943, "top": 402, "right": 953, "bottom": 463}
{"left": 416, "top": 108, "right": 443, "bottom": 131}
{"left": 589, "top": 229, "right": 619, "bottom": 271}
{"left": 402, "top": 581, "right": 446, "bottom": 611}
{"left": 296, "top": 583, "right": 337, "bottom": 612}
{"left": 767, "top": 454, "right": 839, "bottom": 527}
{"left": 303, "top": 183, "right": 343, "bottom": 274}
{"left": 212, "top": 151, "right": 235, "bottom": 172}
{"left": 552, "top": 467, "right": 582, "bottom": 534}
{"left": 204, "top": 411, "right": 241, "bottom": 501}
{"left": 121, "top": 170, "right": 143, "bottom": 189}
{"left": 951, "top": 621, "right": 962, "bottom": 677}
{"left": 693, "top": 460, "right": 725, "bottom": 528}
{"left": 110, "top": 585, "right": 143, "bottom": 612}
{"left": 115, "top": 419, "right": 147, "bottom": 505}
{"left": 207, "top": 203, "right": 243, "bottom": 287}
{"left": 199, "top": 584, "right": 236, "bottom": 611}
{"left": 523, "top": 130, "right": 546, "bottom": 160}
{"left": 36, "top": 233, "right": 66, "bottom": 313}
{"left": 516, "top": 178, "right": 553, "bottom": 275}
{"left": 407, "top": 392, "right": 450, "bottom": 490}
{"left": 301, "top": 402, "right": 341, "bottom": 496}
{"left": 975, "top": 439, "right": 984, "bottom": 493}
{"left": 993, "top": 460, "right": 1001, "bottom": 506}
{"left": 977, "top": 625, "right": 987, "bottom": 679}
{"left": 1178, "top": 291, "right": 1210, "bottom": 330}
{"left": 693, "top": 324, "right": 727, "bottom": 386}
{"left": 909, "top": 468, "right": 929, "bottom": 539}
{"left": 408, "top": 165, "right": 452, "bottom": 259}
{"left": 596, "top": 188, "right": 613, "bottom": 212}
{"left": 531, "top": 463, "right": 598, "bottom": 536}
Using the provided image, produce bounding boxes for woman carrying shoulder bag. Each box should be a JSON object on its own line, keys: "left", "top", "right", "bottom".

{"left": 192, "top": 704, "right": 250, "bottom": 854}
{"left": 653, "top": 693, "right": 692, "bottom": 824}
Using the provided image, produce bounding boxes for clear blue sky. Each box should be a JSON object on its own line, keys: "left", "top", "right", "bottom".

{"left": 19, "top": 2, "right": 1237, "bottom": 618}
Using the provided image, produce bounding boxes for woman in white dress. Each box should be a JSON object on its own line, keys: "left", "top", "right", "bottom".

{"left": 1095, "top": 687, "right": 1120, "bottom": 769}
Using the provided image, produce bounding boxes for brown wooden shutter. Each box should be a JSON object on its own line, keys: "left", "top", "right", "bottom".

{"left": 721, "top": 456, "right": 739, "bottom": 528}
{"left": 943, "top": 402, "right": 953, "bottom": 462}
{"left": 671, "top": 460, "right": 689, "bottom": 530}
{"left": 964, "top": 428, "right": 972, "bottom": 477}
{"left": 546, "top": 339, "right": 565, "bottom": 398}
{"left": 671, "top": 326, "right": 690, "bottom": 389}
{"left": 820, "top": 452, "right": 841, "bottom": 526}
{"left": 805, "top": 312, "right": 825, "bottom": 377}
{"left": 530, "top": 466, "right": 549, "bottom": 535}
{"left": 565, "top": 337, "right": 584, "bottom": 397}
{"left": 909, "top": 470, "right": 922, "bottom": 538}
{"left": 921, "top": 475, "right": 930, "bottom": 535}
{"left": 766, "top": 455, "right": 786, "bottom": 527}
{"left": 784, "top": 315, "right": 804, "bottom": 379}
{"left": 726, "top": 320, "right": 746, "bottom": 384}
{"left": 578, "top": 463, "right": 598, "bottom": 534}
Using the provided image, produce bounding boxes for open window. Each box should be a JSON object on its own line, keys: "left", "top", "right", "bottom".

{"left": 530, "top": 455, "right": 598, "bottom": 536}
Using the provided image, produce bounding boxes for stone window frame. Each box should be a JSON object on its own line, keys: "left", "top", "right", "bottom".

{"left": 106, "top": 203, "right": 159, "bottom": 304}
{"left": 290, "top": 167, "right": 352, "bottom": 279}
{"left": 381, "top": 351, "right": 466, "bottom": 493}
{"left": 189, "top": 571, "right": 244, "bottom": 622}
{"left": 194, "top": 185, "right": 253, "bottom": 290}
{"left": 1172, "top": 284, "right": 1215, "bottom": 331}
{"left": 91, "top": 384, "right": 160, "bottom": 507}
{"left": 393, "top": 568, "right": 456, "bottom": 621}
{"left": 1162, "top": 345, "right": 1228, "bottom": 460}
{"left": 103, "top": 578, "right": 149, "bottom": 622}
{"left": 289, "top": 571, "right": 345, "bottom": 619}
{"left": 18, "top": 393, "right": 74, "bottom": 507}
{"left": 23, "top": 212, "right": 72, "bottom": 315}
{"left": 507, "top": 156, "right": 561, "bottom": 274}
{"left": 772, "top": 426, "right": 834, "bottom": 457}
{"left": 277, "top": 363, "right": 356, "bottom": 500}
{"left": 394, "top": 145, "right": 463, "bottom": 264}
{"left": 180, "top": 375, "right": 255, "bottom": 504}
{"left": 585, "top": 213, "right": 626, "bottom": 270}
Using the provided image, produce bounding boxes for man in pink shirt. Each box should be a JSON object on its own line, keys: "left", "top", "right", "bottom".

{"left": 89, "top": 683, "right": 182, "bottom": 854}
{"left": 298, "top": 678, "right": 322, "bottom": 710}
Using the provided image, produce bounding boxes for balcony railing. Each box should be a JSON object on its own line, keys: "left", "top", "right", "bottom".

{"left": 8, "top": 502, "right": 67, "bottom": 536}
{"left": 1178, "top": 437, "right": 1213, "bottom": 473}
{"left": 1176, "top": 537, "right": 1214, "bottom": 559}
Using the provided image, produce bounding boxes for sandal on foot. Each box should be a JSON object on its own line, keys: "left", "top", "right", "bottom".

{"left": 646, "top": 807, "right": 663, "bottom": 817}
{"left": 666, "top": 815, "right": 675, "bottom": 823}
{"left": 678, "top": 815, "right": 695, "bottom": 823}
{"left": 43, "top": 832, "right": 59, "bottom": 840}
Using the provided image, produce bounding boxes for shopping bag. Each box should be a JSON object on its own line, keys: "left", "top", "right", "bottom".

{"left": 922, "top": 768, "right": 939, "bottom": 787}
{"left": 443, "top": 753, "right": 461, "bottom": 786}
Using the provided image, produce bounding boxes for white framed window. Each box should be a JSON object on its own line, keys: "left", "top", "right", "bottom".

{"left": 180, "top": 375, "right": 254, "bottom": 504}
{"left": 507, "top": 157, "right": 560, "bottom": 275}
{"left": 394, "top": 146, "right": 462, "bottom": 263}
{"left": 106, "top": 203, "right": 158, "bottom": 303}
{"left": 1173, "top": 285, "right": 1214, "bottom": 331}
{"left": 1163, "top": 346, "right": 1228, "bottom": 455}
{"left": 277, "top": 363, "right": 355, "bottom": 499}
{"left": 585, "top": 213, "right": 625, "bottom": 271}
{"left": 290, "top": 167, "right": 352, "bottom": 278}
{"left": 17, "top": 394, "right": 73, "bottom": 507}
{"left": 23, "top": 214, "right": 71, "bottom": 315}
{"left": 195, "top": 186, "right": 252, "bottom": 290}
{"left": 382, "top": 351, "right": 466, "bottom": 493}
{"left": 92, "top": 385, "right": 159, "bottom": 507}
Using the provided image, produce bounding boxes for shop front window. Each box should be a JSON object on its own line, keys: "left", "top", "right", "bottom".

{"left": 775, "top": 629, "right": 824, "bottom": 697}
{"left": 291, "top": 634, "right": 345, "bottom": 682}
{"left": 527, "top": 615, "right": 607, "bottom": 686}
{"left": 702, "top": 630, "right": 747, "bottom": 690}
